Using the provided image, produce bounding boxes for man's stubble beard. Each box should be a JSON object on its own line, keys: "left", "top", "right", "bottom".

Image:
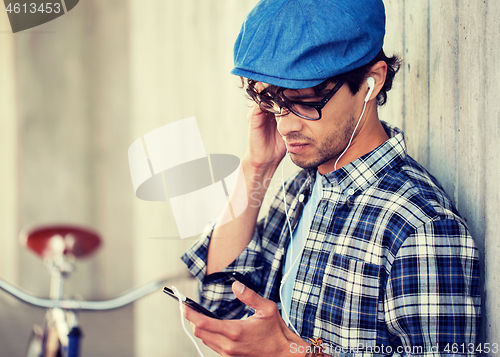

{"left": 288, "top": 114, "right": 356, "bottom": 170}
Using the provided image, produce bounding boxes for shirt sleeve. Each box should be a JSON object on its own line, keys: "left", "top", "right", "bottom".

{"left": 384, "top": 218, "right": 481, "bottom": 356}
{"left": 181, "top": 221, "right": 266, "bottom": 319}
{"left": 181, "top": 169, "right": 309, "bottom": 320}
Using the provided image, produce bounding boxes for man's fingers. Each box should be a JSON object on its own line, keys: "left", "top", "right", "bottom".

{"left": 232, "top": 281, "right": 278, "bottom": 317}
{"left": 184, "top": 305, "right": 235, "bottom": 336}
{"left": 184, "top": 307, "right": 241, "bottom": 356}
{"left": 184, "top": 306, "right": 214, "bottom": 331}
{"left": 184, "top": 307, "right": 221, "bottom": 342}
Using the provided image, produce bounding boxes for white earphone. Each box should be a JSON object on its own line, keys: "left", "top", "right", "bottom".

{"left": 364, "top": 76, "right": 375, "bottom": 102}
{"left": 333, "top": 76, "right": 376, "bottom": 171}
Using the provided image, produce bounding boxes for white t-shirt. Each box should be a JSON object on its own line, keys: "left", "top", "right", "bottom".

{"left": 281, "top": 170, "right": 323, "bottom": 326}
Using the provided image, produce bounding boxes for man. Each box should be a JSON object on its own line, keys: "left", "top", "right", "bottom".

{"left": 182, "top": 0, "right": 480, "bottom": 356}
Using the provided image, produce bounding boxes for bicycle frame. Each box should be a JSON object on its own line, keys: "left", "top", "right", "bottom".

{"left": 0, "top": 275, "right": 181, "bottom": 310}
{"left": 1, "top": 273, "right": 189, "bottom": 357}
{"left": 0, "top": 224, "right": 192, "bottom": 357}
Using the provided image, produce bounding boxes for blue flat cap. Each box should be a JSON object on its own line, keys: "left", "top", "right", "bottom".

{"left": 231, "top": 0, "right": 386, "bottom": 89}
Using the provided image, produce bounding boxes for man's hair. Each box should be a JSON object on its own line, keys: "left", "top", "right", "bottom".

{"left": 244, "top": 49, "right": 401, "bottom": 107}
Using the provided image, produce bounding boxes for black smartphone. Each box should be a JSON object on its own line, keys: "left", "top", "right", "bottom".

{"left": 163, "top": 287, "right": 221, "bottom": 320}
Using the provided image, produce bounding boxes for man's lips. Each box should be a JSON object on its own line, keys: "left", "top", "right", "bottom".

{"left": 285, "top": 142, "right": 309, "bottom": 153}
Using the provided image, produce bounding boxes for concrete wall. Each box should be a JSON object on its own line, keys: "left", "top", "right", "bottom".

{"left": 381, "top": 0, "right": 500, "bottom": 349}
{"left": 0, "top": 1, "right": 136, "bottom": 355}
{"left": 0, "top": 4, "right": 18, "bottom": 287}
{"left": 0, "top": 0, "right": 498, "bottom": 356}
{"left": 128, "top": 2, "right": 259, "bottom": 355}
{"left": 0, "top": 1, "right": 257, "bottom": 356}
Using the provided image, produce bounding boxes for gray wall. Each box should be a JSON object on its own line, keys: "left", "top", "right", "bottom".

{"left": 0, "top": 0, "right": 499, "bottom": 356}
{"left": 381, "top": 0, "right": 500, "bottom": 348}
{"left": 1, "top": 0, "right": 137, "bottom": 355}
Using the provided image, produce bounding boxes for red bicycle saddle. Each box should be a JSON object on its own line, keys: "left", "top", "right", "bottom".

{"left": 21, "top": 225, "right": 102, "bottom": 259}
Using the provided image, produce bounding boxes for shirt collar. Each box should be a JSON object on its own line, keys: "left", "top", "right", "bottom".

{"left": 318, "top": 121, "right": 407, "bottom": 195}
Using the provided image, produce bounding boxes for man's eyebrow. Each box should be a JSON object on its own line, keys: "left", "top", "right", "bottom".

{"left": 298, "top": 94, "right": 322, "bottom": 99}
{"left": 284, "top": 89, "right": 324, "bottom": 99}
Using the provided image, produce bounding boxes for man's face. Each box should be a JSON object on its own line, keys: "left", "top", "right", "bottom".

{"left": 275, "top": 82, "right": 365, "bottom": 173}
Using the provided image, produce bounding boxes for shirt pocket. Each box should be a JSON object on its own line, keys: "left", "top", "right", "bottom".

{"left": 315, "top": 253, "right": 380, "bottom": 349}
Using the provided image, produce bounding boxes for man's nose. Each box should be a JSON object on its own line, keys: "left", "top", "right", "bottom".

{"left": 276, "top": 112, "right": 304, "bottom": 137}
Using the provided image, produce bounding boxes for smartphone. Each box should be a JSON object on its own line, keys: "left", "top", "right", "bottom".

{"left": 163, "top": 287, "right": 221, "bottom": 320}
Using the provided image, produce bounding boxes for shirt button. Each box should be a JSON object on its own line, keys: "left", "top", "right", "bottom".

{"left": 298, "top": 194, "right": 305, "bottom": 202}
{"left": 347, "top": 188, "right": 355, "bottom": 196}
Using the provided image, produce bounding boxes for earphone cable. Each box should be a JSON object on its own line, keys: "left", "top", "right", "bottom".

{"left": 172, "top": 286, "right": 206, "bottom": 357}
{"left": 279, "top": 152, "right": 303, "bottom": 337}
{"left": 334, "top": 99, "right": 368, "bottom": 171}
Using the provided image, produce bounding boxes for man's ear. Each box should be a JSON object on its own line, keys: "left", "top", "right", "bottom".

{"left": 365, "top": 61, "right": 388, "bottom": 102}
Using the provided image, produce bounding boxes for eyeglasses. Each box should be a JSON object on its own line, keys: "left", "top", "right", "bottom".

{"left": 255, "top": 80, "right": 345, "bottom": 121}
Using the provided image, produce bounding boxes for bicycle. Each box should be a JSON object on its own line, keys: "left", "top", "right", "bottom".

{"left": 0, "top": 225, "right": 188, "bottom": 357}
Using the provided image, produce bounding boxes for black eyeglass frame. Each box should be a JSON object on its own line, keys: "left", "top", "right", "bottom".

{"left": 255, "top": 80, "right": 345, "bottom": 121}
{"left": 279, "top": 80, "right": 346, "bottom": 120}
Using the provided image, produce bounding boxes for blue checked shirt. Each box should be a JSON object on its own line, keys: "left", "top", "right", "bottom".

{"left": 182, "top": 122, "right": 480, "bottom": 355}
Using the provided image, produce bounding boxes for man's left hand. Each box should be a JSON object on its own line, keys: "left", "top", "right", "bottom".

{"left": 184, "top": 281, "right": 309, "bottom": 357}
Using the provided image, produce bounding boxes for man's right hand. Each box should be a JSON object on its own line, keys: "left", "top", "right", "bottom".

{"left": 244, "top": 102, "right": 287, "bottom": 171}
{"left": 206, "top": 101, "right": 286, "bottom": 275}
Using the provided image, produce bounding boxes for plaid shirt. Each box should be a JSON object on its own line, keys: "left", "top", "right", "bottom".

{"left": 182, "top": 122, "right": 480, "bottom": 356}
